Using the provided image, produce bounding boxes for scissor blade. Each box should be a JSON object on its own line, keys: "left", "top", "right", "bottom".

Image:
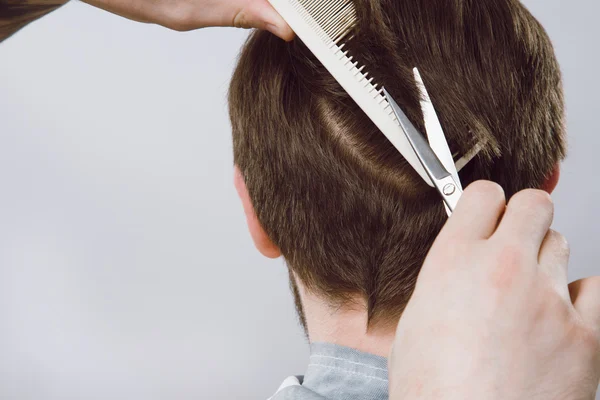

{"left": 383, "top": 89, "right": 452, "bottom": 182}
{"left": 413, "top": 68, "right": 463, "bottom": 190}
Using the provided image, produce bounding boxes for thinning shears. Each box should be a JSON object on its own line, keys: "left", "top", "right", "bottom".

{"left": 383, "top": 68, "right": 463, "bottom": 216}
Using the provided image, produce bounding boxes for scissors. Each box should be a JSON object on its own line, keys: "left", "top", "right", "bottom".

{"left": 382, "top": 68, "right": 463, "bottom": 216}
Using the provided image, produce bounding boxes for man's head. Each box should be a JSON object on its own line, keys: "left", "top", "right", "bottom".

{"left": 229, "top": 0, "right": 565, "bottom": 328}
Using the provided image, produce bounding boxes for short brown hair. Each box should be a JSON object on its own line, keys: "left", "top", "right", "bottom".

{"left": 229, "top": 0, "right": 565, "bottom": 326}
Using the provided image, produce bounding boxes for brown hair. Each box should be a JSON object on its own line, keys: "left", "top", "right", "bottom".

{"left": 229, "top": 0, "right": 566, "bottom": 327}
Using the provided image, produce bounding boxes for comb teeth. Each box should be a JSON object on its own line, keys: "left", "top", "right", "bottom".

{"left": 288, "top": 0, "right": 395, "bottom": 122}
{"left": 298, "top": 0, "right": 357, "bottom": 43}
{"left": 267, "top": 0, "right": 433, "bottom": 184}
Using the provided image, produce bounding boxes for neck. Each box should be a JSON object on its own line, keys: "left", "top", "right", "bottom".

{"left": 296, "top": 279, "right": 396, "bottom": 358}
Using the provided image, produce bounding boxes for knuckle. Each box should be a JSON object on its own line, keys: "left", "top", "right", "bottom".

{"left": 498, "top": 243, "right": 527, "bottom": 263}
{"left": 464, "top": 180, "right": 505, "bottom": 205}
{"left": 232, "top": 9, "right": 254, "bottom": 29}
{"left": 511, "top": 189, "right": 554, "bottom": 213}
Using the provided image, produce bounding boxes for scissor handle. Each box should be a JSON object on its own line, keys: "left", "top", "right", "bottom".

{"left": 434, "top": 175, "right": 463, "bottom": 215}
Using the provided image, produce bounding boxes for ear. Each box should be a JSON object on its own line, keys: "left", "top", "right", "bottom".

{"left": 233, "top": 166, "right": 282, "bottom": 259}
{"left": 540, "top": 164, "right": 561, "bottom": 194}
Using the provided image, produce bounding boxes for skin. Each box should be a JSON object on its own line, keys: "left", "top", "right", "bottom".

{"left": 81, "top": 0, "right": 294, "bottom": 40}
{"left": 389, "top": 181, "right": 600, "bottom": 400}
{"left": 236, "top": 166, "right": 600, "bottom": 399}
{"left": 5, "top": 2, "right": 598, "bottom": 396}
{"left": 234, "top": 166, "right": 563, "bottom": 357}
{"left": 0, "top": 0, "right": 293, "bottom": 43}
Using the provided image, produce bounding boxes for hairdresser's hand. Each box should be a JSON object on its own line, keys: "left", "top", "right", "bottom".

{"left": 389, "top": 181, "right": 600, "bottom": 400}
{"left": 82, "top": 0, "right": 294, "bottom": 40}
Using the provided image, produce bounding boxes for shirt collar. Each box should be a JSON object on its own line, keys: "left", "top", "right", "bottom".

{"left": 302, "top": 342, "right": 389, "bottom": 400}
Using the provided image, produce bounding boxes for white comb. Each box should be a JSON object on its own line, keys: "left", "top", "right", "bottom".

{"left": 268, "top": 0, "right": 434, "bottom": 186}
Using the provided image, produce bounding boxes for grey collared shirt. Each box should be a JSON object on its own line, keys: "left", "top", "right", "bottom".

{"left": 270, "top": 342, "right": 389, "bottom": 400}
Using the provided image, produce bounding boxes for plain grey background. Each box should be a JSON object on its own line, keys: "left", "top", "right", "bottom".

{"left": 0, "top": 1, "right": 597, "bottom": 399}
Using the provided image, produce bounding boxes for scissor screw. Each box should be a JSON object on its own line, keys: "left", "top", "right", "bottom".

{"left": 443, "top": 184, "right": 456, "bottom": 196}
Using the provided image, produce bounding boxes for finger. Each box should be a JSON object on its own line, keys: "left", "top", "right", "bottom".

{"left": 569, "top": 277, "right": 600, "bottom": 330}
{"left": 438, "top": 180, "right": 506, "bottom": 241}
{"left": 538, "top": 229, "right": 570, "bottom": 297}
{"left": 261, "top": 4, "right": 295, "bottom": 41}
{"left": 493, "top": 189, "right": 554, "bottom": 253}
{"left": 237, "top": 1, "right": 295, "bottom": 41}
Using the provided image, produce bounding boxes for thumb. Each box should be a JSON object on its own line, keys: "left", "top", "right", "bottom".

{"left": 569, "top": 277, "right": 600, "bottom": 331}
{"left": 234, "top": 1, "right": 294, "bottom": 41}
